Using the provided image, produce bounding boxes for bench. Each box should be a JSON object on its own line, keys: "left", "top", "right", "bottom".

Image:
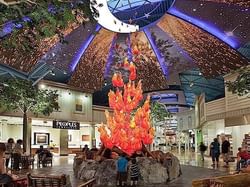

{"left": 27, "top": 173, "right": 67, "bottom": 187}
{"left": 78, "top": 178, "right": 96, "bottom": 187}
{"left": 192, "top": 173, "right": 250, "bottom": 187}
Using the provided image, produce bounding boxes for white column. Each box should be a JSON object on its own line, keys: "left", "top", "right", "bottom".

{"left": 194, "top": 129, "right": 198, "bottom": 153}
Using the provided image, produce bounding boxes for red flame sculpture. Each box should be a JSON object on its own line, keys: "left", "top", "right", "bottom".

{"left": 98, "top": 59, "right": 154, "bottom": 155}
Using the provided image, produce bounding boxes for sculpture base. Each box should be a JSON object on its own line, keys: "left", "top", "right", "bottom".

{"left": 73, "top": 155, "right": 181, "bottom": 186}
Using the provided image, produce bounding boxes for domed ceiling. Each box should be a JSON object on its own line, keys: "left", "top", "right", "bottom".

{"left": 0, "top": 0, "right": 249, "bottom": 107}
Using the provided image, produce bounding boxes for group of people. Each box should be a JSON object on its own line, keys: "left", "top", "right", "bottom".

{"left": 199, "top": 136, "right": 231, "bottom": 167}
{"left": 117, "top": 153, "right": 140, "bottom": 187}
{"left": 5, "top": 137, "right": 53, "bottom": 170}
{"left": 5, "top": 138, "right": 23, "bottom": 170}
{"left": 199, "top": 136, "right": 250, "bottom": 171}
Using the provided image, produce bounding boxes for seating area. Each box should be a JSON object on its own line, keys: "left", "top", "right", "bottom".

{"left": 0, "top": 173, "right": 95, "bottom": 187}
{"left": 192, "top": 173, "right": 250, "bottom": 187}
{"left": 10, "top": 154, "right": 35, "bottom": 170}
{"left": 27, "top": 173, "right": 67, "bottom": 187}
{"left": 37, "top": 155, "right": 53, "bottom": 168}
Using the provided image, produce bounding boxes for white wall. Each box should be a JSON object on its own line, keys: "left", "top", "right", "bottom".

{"left": 224, "top": 73, "right": 250, "bottom": 112}
{"left": 225, "top": 125, "right": 250, "bottom": 156}
{"left": 1, "top": 124, "right": 22, "bottom": 142}
{"left": 202, "top": 119, "right": 225, "bottom": 147}
{"left": 1, "top": 83, "right": 93, "bottom": 123}
{"left": 95, "top": 125, "right": 101, "bottom": 148}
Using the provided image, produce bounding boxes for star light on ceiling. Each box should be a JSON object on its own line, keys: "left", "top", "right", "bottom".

{"left": 144, "top": 13, "right": 150, "bottom": 18}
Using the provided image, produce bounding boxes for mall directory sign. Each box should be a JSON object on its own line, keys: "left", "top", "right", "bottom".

{"left": 52, "top": 120, "right": 80, "bottom": 130}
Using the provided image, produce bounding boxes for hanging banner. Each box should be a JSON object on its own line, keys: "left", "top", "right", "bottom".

{"left": 52, "top": 120, "right": 80, "bottom": 130}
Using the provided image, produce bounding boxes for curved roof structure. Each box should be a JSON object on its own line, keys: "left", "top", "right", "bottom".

{"left": 0, "top": 0, "right": 249, "bottom": 108}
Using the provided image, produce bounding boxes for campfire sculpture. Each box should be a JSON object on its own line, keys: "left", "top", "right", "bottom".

{"left": 98, "top": 59, "right": 155, "bottom": 155}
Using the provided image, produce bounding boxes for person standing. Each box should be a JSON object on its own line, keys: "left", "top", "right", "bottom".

{"left": 130, "top": 158, "right": 140, "bottom": 187}
{"left": 12, "top": 139, "right": 23, "bottom": 171}
{"left": 5, "top": 138, "right": 14, "bottom": 168}
{"left": 199, "top": 142, "right": 207, "bottom": 161}
{"left": 116, "top": 153, "right": 128, "bottom": 186}
{"left": 221, "top": 136, "right": 230, "bottom": 167}
{"left": 210, "top": 138, "right": 220, "bottom": 167}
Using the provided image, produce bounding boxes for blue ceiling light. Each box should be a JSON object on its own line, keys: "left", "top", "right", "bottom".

{"left": 127, "top": 34, "right": 133, "bottom": 61}
{"left": 151, "top": 93, "right": 178, "bottom": 102}
{"left": 144, "top": 27, "right": 169, "bottom": 78}
{"left": 70, "top": 24, "right": 101, "bottom": 71}
{"left": 104, "top": 36, "right": 117, "bottom": 78}
{"left": 168, "top": 7, "right": 239, "bottom": 49}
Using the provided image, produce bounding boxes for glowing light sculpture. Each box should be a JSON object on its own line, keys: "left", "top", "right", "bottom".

{"left": 98, "top": 60, "right": 154, "bottom": 155}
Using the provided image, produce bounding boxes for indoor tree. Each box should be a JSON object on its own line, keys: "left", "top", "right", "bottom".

{"left": 226, "top": 65, "right": 250, "bottom": 97}
{"left": 0, "top": 78, "right": 59, "bottom": 153}
{"left": 150, "top": 101, "right": 172, "bottom": 125}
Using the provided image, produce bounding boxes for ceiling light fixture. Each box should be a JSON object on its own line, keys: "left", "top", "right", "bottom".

{"left": 50, "top": 70, "right": 55, "bottom": 76}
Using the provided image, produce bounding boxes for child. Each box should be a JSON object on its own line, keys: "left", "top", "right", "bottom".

{"left": 117, "top": 153, "right": 128, "bottom": 186}
{"left": 130, "top": 158, "right": 139, "bottom": 187}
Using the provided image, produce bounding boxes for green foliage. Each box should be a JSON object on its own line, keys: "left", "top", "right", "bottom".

{"left": 0, "top": 0, "right": 96, "bottom": 52}
{"left": 150, "top": 101, "right": 172, "bottom": 123}
{"left": 226, "top": 66, "right": 250, "bottom": 97}
{"left": 0, "top": 78, "right": 59, "bottom": 115}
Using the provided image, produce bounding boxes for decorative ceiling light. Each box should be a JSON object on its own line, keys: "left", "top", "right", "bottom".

{"left": 90, "top": 0, "right": 139, "bottom": 33}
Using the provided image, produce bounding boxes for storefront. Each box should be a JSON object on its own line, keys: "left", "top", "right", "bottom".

{"left": 0, "top": 116, "right": 95, "bottom": 155}
{"left": 201, "top": 116, "right": 250, "bottom": 156}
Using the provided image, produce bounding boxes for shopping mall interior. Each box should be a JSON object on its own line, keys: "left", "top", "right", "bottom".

{"left": 0, "top": 0, "right": 250, "bottom": 186}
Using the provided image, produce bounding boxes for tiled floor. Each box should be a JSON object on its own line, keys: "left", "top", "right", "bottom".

{"left": 11, "top": 152, "right": 236, "bottom": 187}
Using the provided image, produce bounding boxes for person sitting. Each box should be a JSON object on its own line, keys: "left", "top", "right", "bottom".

{"left": 82, "top": 144, "right": 89, "bottom": 153}
{"left": 236, "top": 147, "right": 250, "bottom": 172}
{"left": 36, "top": 146, "right": 52, "bottom": 167}
{"left": 90, "top": 145, "right": 98, "bottom": 152}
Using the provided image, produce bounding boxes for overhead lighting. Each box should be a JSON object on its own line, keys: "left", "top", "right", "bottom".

{"left": 190, "top": 82, "right": 194, "bottom": 87}
{"left": 40, "top": 84, "right": 46, "bottom": 89}
{"left": 50, "top": 70, "right": 55, "bottom": 76}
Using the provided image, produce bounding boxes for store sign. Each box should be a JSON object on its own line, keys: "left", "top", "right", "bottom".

{"left": 52, "top": 120, "right": 80, "bottom": 130}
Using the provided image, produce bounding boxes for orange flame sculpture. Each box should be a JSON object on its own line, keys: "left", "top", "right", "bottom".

{"left": 98, "top": 60, "right": 154, "bottom": 155}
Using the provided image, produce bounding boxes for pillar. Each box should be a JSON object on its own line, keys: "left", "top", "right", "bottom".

{"left": 178, "top": 132, "right": 181, "bottom": 154}
{"left": 60, "top": 129, "right": 68, "bottom": 156}
{"left": 91, "top": 124, "right": 96, "bottom": 148}
{"left": 194, "top": 129, "right": 198, "bottom": 153}
{"left": 27, "top": 118, "right": 32, "bottom": 155}
{"left": 0, "top": 143, "right": 5, "bottom": 174}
